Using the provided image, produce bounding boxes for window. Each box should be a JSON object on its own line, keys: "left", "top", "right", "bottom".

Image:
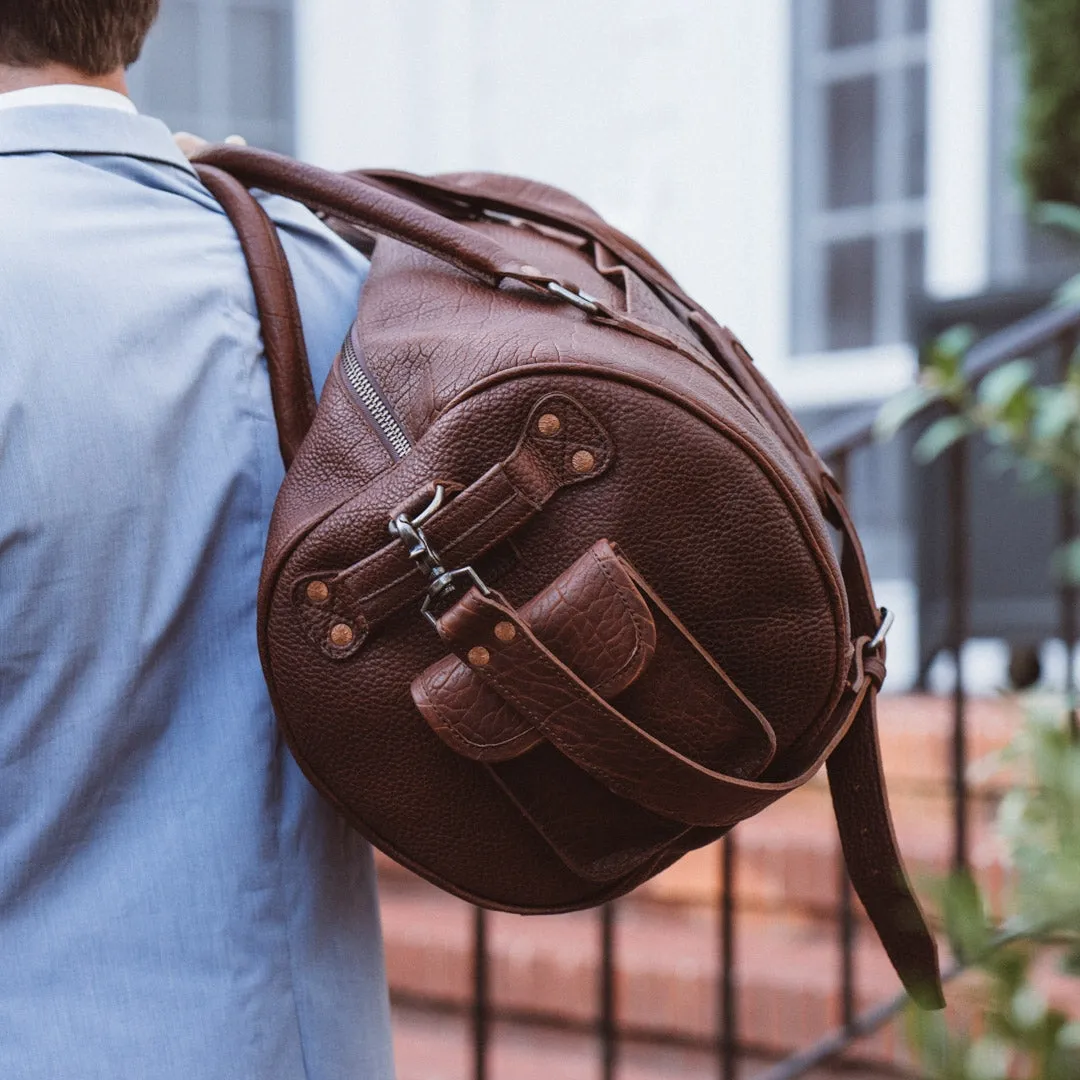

{"left": 791, "top": 0, "right": 929, "bottom": 354}
{"left": 988, "top": 0, "right": 1080, "bottom": 289}
{"left": 126, "top": 0, "right": 295, "bottom": 155}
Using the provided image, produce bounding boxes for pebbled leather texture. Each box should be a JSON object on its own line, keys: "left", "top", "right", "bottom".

{"left": 202, "top": 147, "right": 943, "bottom": 1009}
{"left": 290, "top": 392, "right": 613, "bottom": 658}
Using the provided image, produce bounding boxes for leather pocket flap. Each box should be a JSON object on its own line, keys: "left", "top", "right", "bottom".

{"left": 413, "top": 539, "right": 656, "bottom": 761}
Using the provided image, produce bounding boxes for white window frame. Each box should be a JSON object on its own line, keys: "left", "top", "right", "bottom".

{"left": 790, "top": 0, "right": 929, "bottom": 359}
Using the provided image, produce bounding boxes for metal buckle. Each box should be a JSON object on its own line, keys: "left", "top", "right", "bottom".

{"left": 389, "top": 485, "right": 490, "bottom": 628}
{"left": 546, "top": 281, "right": 601, "bottom": 314}
{"left": 867, "top": 607, "right": 894, "bottom": 651}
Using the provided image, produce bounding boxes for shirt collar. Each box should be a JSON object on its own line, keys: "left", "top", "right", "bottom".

{"left": 0, "top": 84, "right": 138, "bottom": 114}
{"left": 0, "top": 100, "right": 196, "bottom": 176}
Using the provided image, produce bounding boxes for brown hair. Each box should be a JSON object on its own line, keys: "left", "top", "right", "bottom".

{"left": 0, "top": 0, "right": 161, "bottom": 75}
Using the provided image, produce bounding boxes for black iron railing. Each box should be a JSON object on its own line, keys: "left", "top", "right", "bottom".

{"left": 420, "top": 299, "right": 1080, "bottom": 1080}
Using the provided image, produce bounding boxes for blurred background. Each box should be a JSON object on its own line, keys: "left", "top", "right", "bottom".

{"left": 124, "top": 4, "right": 1080, "bottom": 1077}
{"left": 127, "top": 0, "right": 1079, "bottom": 695}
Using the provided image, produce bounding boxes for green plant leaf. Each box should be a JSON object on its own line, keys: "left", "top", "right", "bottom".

{"left": 1032, "top": 386, "right": 1078, "bottom": 442}
{"left": 1035, "top": 200, "right": 1080, "bottom": 236}
{"left": 1054, "top": 272, "right": 1080, "bottom": 308}
{"left": 942, "top": 870, "right": 991, "bottom": 963}
{"left": 933, "top": 324, "right": 978, "bottom": 367}
{"left": 875, "top": 385, "right": 934, "bottom": 441}
{"left": 914, "top": 416, "right": 973, "bottom": 464}
{"left": 966, "top": 1035, "right": 1011, "bottom": 1080}
{"left": 977, "top": 359, "right": 1036, "bottom": 411}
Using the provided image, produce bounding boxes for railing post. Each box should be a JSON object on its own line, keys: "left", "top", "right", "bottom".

{"left": 599, "top": 903, "right": 617, "bottom": 1080}
{"left": 947, "top": 434, "right": 970, "bottom": 873}
{"left": 718, "top": 832, "right": 737, "bottom": 1080}
{"left": 1058, "top": 330, "right": 1078, "bottom": 737}
{"left": 472, "top": 906, "right": 490, "bottom": 1080}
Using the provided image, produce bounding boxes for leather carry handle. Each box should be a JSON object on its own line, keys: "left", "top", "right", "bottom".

{"left": 354, "top": 168, "right": 695, "bottom": 311}
{"left": 356, "top": 168, "right": 834, "bottom": 494}
{"left": 195, "top": 148, "right": 829, "bottom": 491}
{"left": 193, "top": 145, "right": 539, "bottom": 291}
{"left": 195, "top": 163, "right": 315, "bottom": 467}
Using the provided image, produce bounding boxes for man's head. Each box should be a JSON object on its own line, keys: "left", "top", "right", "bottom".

{"left": 0, "top": 0, "right": 160, "bottom": 77}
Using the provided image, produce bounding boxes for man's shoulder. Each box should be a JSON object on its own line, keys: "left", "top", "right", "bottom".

{"left": 0, "top": 117, "right": 369, "bottom": 384}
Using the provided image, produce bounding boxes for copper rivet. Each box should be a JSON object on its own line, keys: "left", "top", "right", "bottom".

{"left": 571, "top": 449, "right": 596, "bottom": 474}
{"left": 306, "top": 580, "right": 330, "bottom": 604}
{"left": 537, "top": 413, "right": 561, "bottom": 437}
{"left": 330, "top": 623, "right": 354, "bottom": 648}
{"left": 494, "top": 621, "right": 517, "bottom": 643}
{"left": 468, "top": 646, "right": 491, "bottom": 667}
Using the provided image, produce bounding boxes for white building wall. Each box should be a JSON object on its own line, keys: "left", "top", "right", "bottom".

{"left": 296, "top": 0, "right": 792, "bottom": 384}
{"left": 926, "top": 0, "right": 993, "bottom": 300}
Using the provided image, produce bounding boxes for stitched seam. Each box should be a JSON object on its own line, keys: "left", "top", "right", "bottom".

{"left": 443, "top": 488, "right": 522, "bottom": 555}
{"left": 589, "top": 549, "right": 648, "bottom": 696}
{"left": 421, "top": 681, "right": 537, "bottom": 750}
{"left": 479, "top": 639, "right": 631, "bottom": 795}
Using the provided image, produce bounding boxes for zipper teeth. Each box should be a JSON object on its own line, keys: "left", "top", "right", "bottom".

{"left": 341, "top": 335, "right": 412, "bottom": 458}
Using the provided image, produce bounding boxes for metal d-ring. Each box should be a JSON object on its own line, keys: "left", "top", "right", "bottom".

{"left": 867, "top": 607, "right": 895, "bottom": 651}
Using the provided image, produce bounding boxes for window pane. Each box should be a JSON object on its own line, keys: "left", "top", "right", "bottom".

{"left": 904, "top": 65, "right": 927, "bottom": 197}
{"left": 827, "top": 76, "right": 877, "bottom": 208}
{"left": 827, "top": 238, "right": 876, "bottom": 350}
{"left": 1025, "top": 222, "right": 1080, "bottom": 280}
{"left": 906, "top": 0, "right": 929, "bottom": 33}
{"left": 229, "top": 9, "right": 288, "bottom": 123}
{"left": 138, "top": 1, "right": 199, "bottom": 116}
{"left": 829, "top": 0, "right": 877, "bottom": 48}
{"left": 904, "top": 230, "right": 926, "bottom": 334}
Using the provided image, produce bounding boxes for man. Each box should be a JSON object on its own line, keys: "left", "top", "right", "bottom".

{"left": 0, "top": 3, "right": 395, "bottom": 1078}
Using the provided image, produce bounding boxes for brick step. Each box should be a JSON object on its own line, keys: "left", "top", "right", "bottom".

{"left": 376, "top": 776, "right": 1010, "bottom": 921}
{"left": 640, "top": 781, "right": 1010, "bottom": 916}
{"left": 392, "top": 1005, "right": 895, "bottom": 1080}
{"left": 376, "top": 694, "right": 1025, "bottom": 917}
{"left": 379, "top": 694, "right": 1046, "bottom": 1074}
{"left": 851, "top": 694, "right": 1022, "bottom": 794}
{"left": 381, "top": 872, "right": 917, "bottom": 1067}
{"left": 382, "top": 874, "right": 1080, "bottom": 1071}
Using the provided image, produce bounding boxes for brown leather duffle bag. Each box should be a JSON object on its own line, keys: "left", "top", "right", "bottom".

{"left": 193, "top": 146, "right": 943, "bottom": 1009}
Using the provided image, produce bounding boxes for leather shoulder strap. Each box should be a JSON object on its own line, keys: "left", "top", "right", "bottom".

{"left": 193, "top": 145, "right": 536, "bottom": 291}
{"left": 195, "top": 163, "right": 316, "bottom": 467}
{"left": 824, "top": 485, "right": 945, "bottom": 1010}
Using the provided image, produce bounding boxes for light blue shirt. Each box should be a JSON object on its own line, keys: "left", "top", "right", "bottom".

{"left": 0, "top": 102, "right": 395, "bottom": 1079}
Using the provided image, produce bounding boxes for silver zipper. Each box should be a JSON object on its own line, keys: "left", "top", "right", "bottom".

{"left": 340, "top": 333, "right": 412, "bottom": 459}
